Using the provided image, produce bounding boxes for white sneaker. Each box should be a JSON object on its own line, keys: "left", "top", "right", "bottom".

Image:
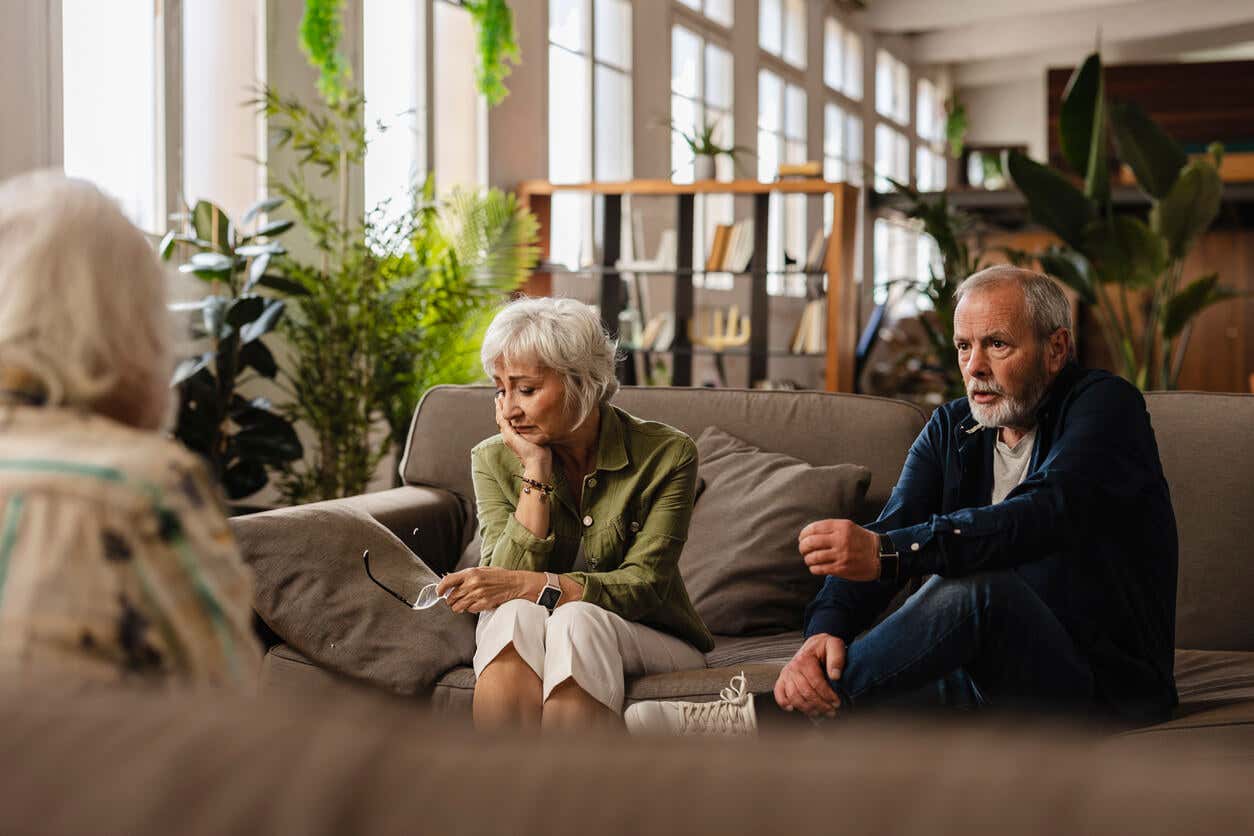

{"left": 624, "top": 672, "right": 757, "bottom": 736}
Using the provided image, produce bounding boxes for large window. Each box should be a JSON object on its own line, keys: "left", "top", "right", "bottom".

{"left": 759, "top": 0, "right": 806, "bottom": 69}
{"left": 548, "top": 0, "right": 632, "bottom": 268}
{"left": 823, "top": 17, "right": 862, "bottom": 102}
{"left": 675, "top": 0, "right": 732, "bottom": 28}
{"left": 62, "top": 0, "right": 159, "bottom": 231}
{"left": 874, "top": 123, "right": 909, "bottom": 193}
{"left": 758, "top": 70, "right": 806, "bottom": 294}
{"left": 914, "top": 78, "right": 947, "bottom": 191}
{"left": 875, "top": 49, "right": 910, "bottom": 127}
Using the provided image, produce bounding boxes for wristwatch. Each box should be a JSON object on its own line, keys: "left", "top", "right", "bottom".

{"left": 536, "top": 571, "right": 562, "bottom": 612}
{"left": 877, "top": 534, "right": 900, "bottom": 583}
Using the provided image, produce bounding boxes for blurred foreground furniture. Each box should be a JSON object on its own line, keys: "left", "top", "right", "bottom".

{"left": 234, "top": 386, "right": 1254, "bottom": 747}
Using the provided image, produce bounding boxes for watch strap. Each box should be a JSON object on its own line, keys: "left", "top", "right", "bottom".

{"left": 877, "top": 534, "right": 900, "bottom": 583}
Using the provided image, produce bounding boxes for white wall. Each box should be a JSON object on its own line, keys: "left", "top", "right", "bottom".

{"left": 0, "top": 0, "right": 61, "bottom": 181}
{"left": 957, "top": 75, "right": 1049, "bottom": 162}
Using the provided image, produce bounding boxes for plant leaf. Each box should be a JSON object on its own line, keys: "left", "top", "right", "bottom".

{"left": 235, "top": 242, "right": 287, "bottom": 257}
{"left": 1108, "top": 101, "right": 1186, "bottom": 200}
{"left": 1058, "top": 53, "right": 1102, "bottom": 178}
{"left": 1037, "top": 246, "right": 1097, "bottom": 305}
{"left": 179, "top": 251, "right": 234, "bottom": 280}
{"left": 226, "top": 295, "right": 266, "bottom": 327}
{"left": 158, "top": 230, "right": 178, "bottom": 261}
{"left": 201, "top": 296, "right": 231, "bottom": 339}
{"left": 238, "top": 339, "right": 278, "bottom": 378}
{"left": 255, "top": 274, "right": 311, "bottom": 296}
{"left": 242, "top": 196, "right": 284, "bottom": 226}
{"left": 253, "top": 219, "right": 294, "bottom": 239}
{"left": 1083, "top": 71, "right": 1109, "bottom": 205}
{"left": 244, "top": 252, "right": 272, "bottom": 293}
{"left": 234, "top": 420, "right": 304, "bottom": 464}
{"left": 1150, "top": 158, "right": 1223, "bottom": 260}
{"left": 1004, "top": 150, "right": 1094, "bottom": 250}
{"left": 1161, "top": 273, "right": 1240, "bottom": 339}
{"left": 171, "top": 353, "right": 213, "bottom": 386}
{"left": 221, "top": 459, "right": 269, "bottom": 500}
{"left": 1082, "top": 216, "right": 1168, "bottom": 287}
{"left": 240, "top": 298, "right": 286, "bottom": 343}
{"left": 191, "top": 200, "right": 234, "bottom": 252}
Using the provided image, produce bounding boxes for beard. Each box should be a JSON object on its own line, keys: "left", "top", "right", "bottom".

{"left": 967, "top": 357, "right": 1052, "bottom": 429}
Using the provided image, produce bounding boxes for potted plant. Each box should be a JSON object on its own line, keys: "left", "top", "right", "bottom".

{"left": 158, "top": 198, "right": 304, "bottom": 501}
{"left": 1005, "top": 52, "right": 1240, "bottom": 390}
{"left": 671, "top": 118, "right": 751, "bottom": 181}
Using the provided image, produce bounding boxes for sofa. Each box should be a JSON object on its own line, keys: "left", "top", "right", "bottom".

{"left": 234, "top": 385, "right": 1254, "bottom": 745}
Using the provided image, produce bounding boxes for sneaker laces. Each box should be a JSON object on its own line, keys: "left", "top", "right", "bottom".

{"left": 679, "top": 672, "right": 753, "bottom": 734}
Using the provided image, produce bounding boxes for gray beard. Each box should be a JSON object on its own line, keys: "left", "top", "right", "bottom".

{"left": 968, "top": 361, "right": 1051, "bottom": 429}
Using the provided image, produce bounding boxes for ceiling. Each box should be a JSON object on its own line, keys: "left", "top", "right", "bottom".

{"left": 861, "top": 0, "right": 1254, "bottom": 88}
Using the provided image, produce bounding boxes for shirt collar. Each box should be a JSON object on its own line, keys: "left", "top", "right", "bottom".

{"left": 594, "top": 404, "right": 630, "bottom": 473}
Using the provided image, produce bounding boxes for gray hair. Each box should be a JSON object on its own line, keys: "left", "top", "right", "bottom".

{"left": 481, "top": 296, "right": 619, "bottom": 429}
{"left": 0, "top": 170, "right": 171, "bottom": 427}
{"left": 956, "top": 266, "right": 1075, "bottom": 358}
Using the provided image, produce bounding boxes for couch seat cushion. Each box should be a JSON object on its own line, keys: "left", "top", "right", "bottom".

{"left": 681, "top": 426, "right": 870, "bottom": 636}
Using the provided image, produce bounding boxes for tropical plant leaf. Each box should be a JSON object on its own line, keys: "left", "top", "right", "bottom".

{"left": 201, "top": 296, "right": 231, "bottom": 340}
{"left": 1081, "top": 216, "right": 1167, "bottom": 287}
{"left": 237, "top": 340, "right": 278, "bottom": 378}
{"left": 179, "top": 251, "right": 234, "bottom": 280}
{"left": 1083, "top": 72, "right": 1109, "bottom": 206}
{"left": 255, "top": 274, "right": 312, "bottom": 296}
{"left": 1161, "top": 274, "right": 1240, "bottom": 339}
{"left": 240, "top": 298, "right": 286, "bottom": 343}
{"left": 1037, "top": 246, "right": 1097, "bottom": 305}
{"left": 234, "top": 418, "right": 304, "bottom": 464}
{"left": 252, "top": 219, "right": 295, "bottom": 239}
{"left": 236, "top": 242, "right": 286, "bottom": 257}
{"left": 158, "top": 230, "right": 178, "bottom": 261}
{"left": 221, "top": 459, "right": 270, "bottom": 500}
{"left": 1004, "top": 150, "right": 1094, "bottom": 250}
{"left": 192, "top": 200, "right": 233, "bottom": 252}
{"left": 226, "top": 295, "right": 266, "bottom": 327}
{"left": 1150, "top": 158, "right": 1223, "bottom": 260}
{"left": 171, "top": 353, "right": 213, "bottom": 386}
{"left": 243, "top": 196, "right": 284, "bottom": 226}
{"left": 245, "top": 252, "right": 272, "bottom": 293}
{"left": 1108, "top": 101, "right": 1186, "bottom": 200}
{"left": 1058, "top": 53, "right": 1102, "bottom": 179}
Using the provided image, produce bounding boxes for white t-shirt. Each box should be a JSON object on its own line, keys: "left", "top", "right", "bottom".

{"left": 991, "top": 427, "right": 1037, "bottom": 505}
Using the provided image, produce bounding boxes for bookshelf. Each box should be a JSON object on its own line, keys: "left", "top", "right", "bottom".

{"left": 517, "top": 178, "right": 860, "bottom": 393}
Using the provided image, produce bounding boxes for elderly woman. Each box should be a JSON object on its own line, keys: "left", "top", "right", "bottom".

{"left": 436, "top": 297, "right": 713, "bottom": 730}
{"left": 0, "top": 171, "right": 261, "bottom": 688}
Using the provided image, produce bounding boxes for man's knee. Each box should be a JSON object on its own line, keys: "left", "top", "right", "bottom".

{"left": 918, "top": 571, "right": 1029, "bottom": 618}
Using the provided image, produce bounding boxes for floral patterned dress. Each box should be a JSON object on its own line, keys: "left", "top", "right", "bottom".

{"left": 0, "top": 402, "right": 262, "bottom": 689}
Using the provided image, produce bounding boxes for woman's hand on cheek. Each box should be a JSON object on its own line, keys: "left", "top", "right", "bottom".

{"left": 495, "top": 396, "right": 551, "bottom": 471}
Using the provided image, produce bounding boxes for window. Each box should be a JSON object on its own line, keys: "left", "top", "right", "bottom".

{"left": 675, "top": 0, "right": 732, "bottom": 27}
{"left": 916, "top": 146, "right": 947, "bottom": 192}
{"left": 62, "top": 0, "right": 159, "bottom": 231}
{"left": 364, "top": 0, "right": 427, "bottom": 229}
{"left": 872, "top": 217, "right": 920, "bottom": 305}
{"left": 671, "top": 24, "right": 734, "bottom": 287}
{"left": 874, "top": 123, "right": 909, "bottom": 192}
{"left": 760, "top": 0, "right": 806, "bottom": 69}
{"left": 914, "top": 78, "right": 947, "bottom": 191}
{"left": 181, "top": 4, "right": 266, "bottom": 223}
{"left": 548, "top": 0, "right": 633, "bottom": 268}
{"left": 875, "top": 49, "right": 909, "bottom": 126}
{"left": 823, "top": 17, "right": 862, "bottom": 101}
{"left": 758, "top": 70, "right": 807, "bottom": 294}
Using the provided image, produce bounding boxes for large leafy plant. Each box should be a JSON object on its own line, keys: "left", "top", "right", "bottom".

{"left": 159, "top": 200, "right": 304, "bottom": 500}
{"left": 263, "top": 86, "right": 538, "bottom": 504}
{"left": 1005, "top": 52, "right": 1237, "bottom": 390}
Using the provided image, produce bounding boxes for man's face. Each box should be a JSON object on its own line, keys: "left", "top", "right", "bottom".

{"left": 953, "top": 284, "right": 1062, "bottom": 429}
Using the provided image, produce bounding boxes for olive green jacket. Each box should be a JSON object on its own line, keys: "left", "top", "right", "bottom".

{"left": 471, "top": 404, "right": 714, "bottom": 652}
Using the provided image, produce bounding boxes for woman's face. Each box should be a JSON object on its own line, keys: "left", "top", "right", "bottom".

{"left": 492, "top": 360, "right": 573, "bottom": 446}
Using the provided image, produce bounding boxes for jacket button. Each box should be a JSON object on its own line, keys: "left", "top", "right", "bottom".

{"left": 953, "top": 529, "right": 962, "bottom": 535}
{"left": 910, "top": 542, "right": 920, "bottom": 551}
{"left": 583, "top": 515, "right": 593, "bottom": 527}
{"left": 587, "top": 477, "right": 597, "bottom": 488}
{"left": 629, "top": 521, "right": 640, "bottom": 532}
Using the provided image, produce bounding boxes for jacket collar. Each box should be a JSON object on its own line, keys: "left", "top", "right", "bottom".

{"left": 594, "top": 404, "right": 630, "bottom": 473}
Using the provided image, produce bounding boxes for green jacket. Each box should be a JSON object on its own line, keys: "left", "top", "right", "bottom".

{"left": 471, "top": 404, "right": 714, "bottom": 652}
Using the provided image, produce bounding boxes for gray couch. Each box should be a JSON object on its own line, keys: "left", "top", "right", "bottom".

{"left": 240, "top": 385, "right": 1254, "bottom": 744}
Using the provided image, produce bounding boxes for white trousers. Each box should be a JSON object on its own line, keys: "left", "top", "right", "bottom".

{"left": 473, "top": 600, "right": 706, "bottom": 713}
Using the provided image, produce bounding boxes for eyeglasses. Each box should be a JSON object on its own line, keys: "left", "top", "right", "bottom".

{"left": 361, "top": 528, "right": 450, "bottom": 611}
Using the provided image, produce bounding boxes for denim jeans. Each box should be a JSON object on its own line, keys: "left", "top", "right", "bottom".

{"left": 831, "top": 570, "right": 1095, "bottom": 714}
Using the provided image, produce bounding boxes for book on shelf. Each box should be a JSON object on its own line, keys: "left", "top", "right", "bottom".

{"left": 776, "top": 161, "right": 823, "bottom": 179}
{"left": 703, "top": 219, "right": 754, "bottom": 273}
{"left": 803, "top": 228, "right": 830, "bottom": 273}
{"left": 789, "top": 299, "right": 827, "bottom": 355}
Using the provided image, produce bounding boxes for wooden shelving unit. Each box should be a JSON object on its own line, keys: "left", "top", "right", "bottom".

{"left": 517, "top": 178, "right": 861, "bottom": 393}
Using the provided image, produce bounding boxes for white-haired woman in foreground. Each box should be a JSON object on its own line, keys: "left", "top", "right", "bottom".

{"left": 0, "top": 171, "right": 261, "bottom": 688}
{"left": 436, "top": 297, "right": 716, "bottom": 731}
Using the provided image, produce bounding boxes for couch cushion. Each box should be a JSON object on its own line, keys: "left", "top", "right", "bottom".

{"left": 680, "top": 426, "right": 870, "bottom": 636}
{"left": 402, "top": 385, "right": 926, "bottom": 519}
{"left": 705, "top": 632, "right": 804, "bottom": 668}
{"left": 232, "top": 504, "right": 476, "bottom": 696}
{"left": 1144, "top": 392, "right": 1254, "bottom": 651}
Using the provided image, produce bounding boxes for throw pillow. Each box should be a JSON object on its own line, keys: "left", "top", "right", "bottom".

{"left": 680, "top": 425, "right": 872, "bottom": 636}
{"left": 232, "top": 504, "right": 476, "bottom": 695}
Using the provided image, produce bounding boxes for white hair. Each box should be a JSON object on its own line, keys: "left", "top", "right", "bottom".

{"left": 481, "top": 296, "right": 619, "bottom": 429}
{"left": 956, "top": 265, "right": 1076, "bottom": 359}
{"left": 0, "top": 170, "right": 171, "bottom": 427}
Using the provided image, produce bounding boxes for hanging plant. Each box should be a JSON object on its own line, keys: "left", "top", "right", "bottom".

{"left": 462, "top": 0, "right": 521, "bottom": 106}
{"left": 300, "top": 0, "right": 352, "bottom": 106}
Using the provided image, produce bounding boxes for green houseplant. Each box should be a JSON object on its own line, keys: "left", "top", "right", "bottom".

{"left": 159, "top": 199, "right": 304, "bottom": 500}
{"left": 1005, "top": 52, "right": 1238, "bottom": 390}
{"left": 670, "top": 118, "right": 752, "bottom": 180}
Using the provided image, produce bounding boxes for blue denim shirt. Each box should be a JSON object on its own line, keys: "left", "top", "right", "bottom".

{"left": 804, "top": 364, "right": 1179, "bottom": 724}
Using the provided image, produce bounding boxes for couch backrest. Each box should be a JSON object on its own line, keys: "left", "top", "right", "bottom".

{"left": 1144, "top": 391, "right": 1254, "bottom": 652}
{"left": 401, "top": 386, "right": 928, "bottom": 522}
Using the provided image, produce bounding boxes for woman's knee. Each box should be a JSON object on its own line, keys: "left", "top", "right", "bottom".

{"left": 544, "top": 601, "right": 610, "bottom": 636}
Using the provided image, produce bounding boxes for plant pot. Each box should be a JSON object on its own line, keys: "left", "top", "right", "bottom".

{"left": 693, "top": 155, "right": 716, "bottom": 181}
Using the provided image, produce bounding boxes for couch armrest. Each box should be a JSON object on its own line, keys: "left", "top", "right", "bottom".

{"left": 233, "top": 486, "right": 469, "bottom": 574}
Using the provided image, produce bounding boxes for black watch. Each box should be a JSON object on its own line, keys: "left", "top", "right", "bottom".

{"left": 877, "top": 534, "right": 900, "bottom": 583}
{"left": 536, "top": 572, "right": 562, "bottom": 612}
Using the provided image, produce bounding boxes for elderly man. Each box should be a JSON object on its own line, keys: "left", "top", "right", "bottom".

{"left": 774, "top": 265, "right": 1178, "bottom": 727}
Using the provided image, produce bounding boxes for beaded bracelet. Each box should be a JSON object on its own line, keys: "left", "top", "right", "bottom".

{"left": 518, "top": 475, "right": 555, "bottom": 497}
